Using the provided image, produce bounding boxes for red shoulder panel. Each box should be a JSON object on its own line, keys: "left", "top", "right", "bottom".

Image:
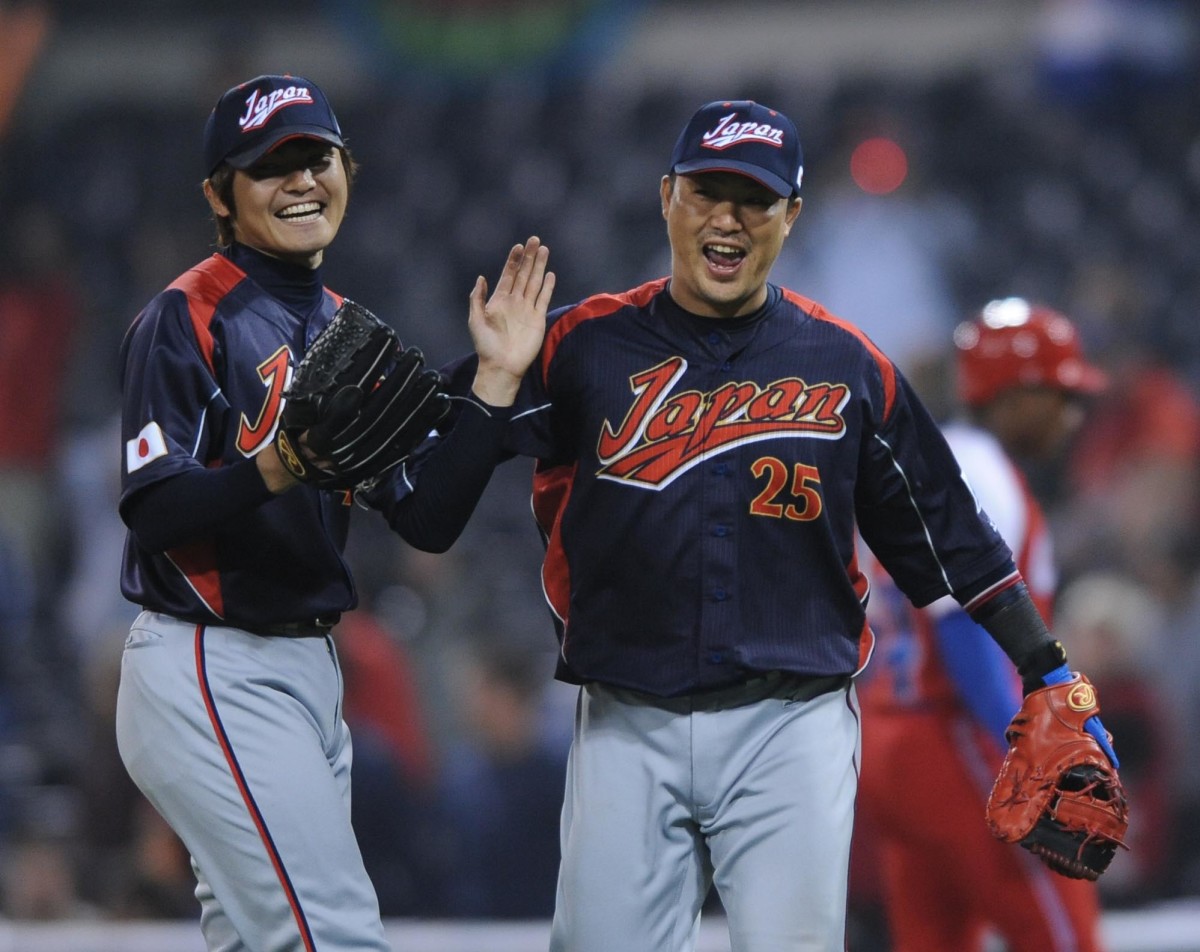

{"left": 781, "top": 289, "right": 898, "bottom": 420}
{"left": 168, "top": 254, "right": 247, "bottom": 375}
{"left": 541, "top": 278, "right": 668, "bottom": 379}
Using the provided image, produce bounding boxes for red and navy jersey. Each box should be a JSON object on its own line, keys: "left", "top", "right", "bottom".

{"left": 118, "top": 245, "right": 364, "bottom": 629}
{"left": 506, "top": 280, "right": 1017, "bottom": 697}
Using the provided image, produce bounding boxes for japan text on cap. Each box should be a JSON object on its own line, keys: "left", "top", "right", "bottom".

{"left": 203, "top": 74, "right": 344, "bottom": 177}
{"left": 669, "top": 100, "right": 804, "bottom": 199}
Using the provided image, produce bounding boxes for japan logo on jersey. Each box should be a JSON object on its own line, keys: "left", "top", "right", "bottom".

{"left": 126, "top": 421, "right": 168, "bottom": 473}
{"left": 596, "top": 356, "right": 849, "bottom": 489}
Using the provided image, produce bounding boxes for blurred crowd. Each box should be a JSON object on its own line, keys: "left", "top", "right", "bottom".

{"left": 1, "top": 0, "right": 1200, "bottom": 933}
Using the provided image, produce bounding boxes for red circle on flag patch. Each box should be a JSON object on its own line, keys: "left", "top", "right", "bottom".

{"left": 139, "top": 438, "right": 150, "bottom": 458}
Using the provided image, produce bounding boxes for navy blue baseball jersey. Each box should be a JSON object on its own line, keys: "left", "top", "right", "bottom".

{"left": 119, "top": 245, "right": 370, "bottom": 629}
{"left": 503, "top": 280, "right": 1018, "bottom": 697}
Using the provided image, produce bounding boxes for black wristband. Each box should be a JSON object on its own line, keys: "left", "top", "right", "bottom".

{"left": 968, "top": 581, "right": 1064, "bottom": 685}
{"left": 1015, "top": 639, "right": 1069, "bottom": 693}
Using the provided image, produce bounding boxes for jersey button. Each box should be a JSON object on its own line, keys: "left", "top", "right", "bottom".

{"left": 711, "top": 462, "right": 728, "bottom": 476}
{"left": 707, "top": 651, "right": 726, "bottom": 664}
{"left": 721, "top": 361, "right": 733, "bottom": 371}
{"left": 713, "top": 524, "right": 729, "bottom": 537}
{"left": 707, "top": 332, "right": 722, "bottom": 345}
{"left": 713, "top": 588, "right": 728, "bottom": 601}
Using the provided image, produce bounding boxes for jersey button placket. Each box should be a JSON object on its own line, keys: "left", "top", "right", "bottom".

{"left": 699, "top": 437, "right": 737, "bottom": 675}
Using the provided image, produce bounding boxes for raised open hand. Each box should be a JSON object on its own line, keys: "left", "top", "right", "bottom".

{"left": 468, "top": 235, "right": 555, "bottom": 406}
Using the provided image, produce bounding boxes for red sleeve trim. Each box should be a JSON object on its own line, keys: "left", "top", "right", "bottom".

{"left": 963, "top": 571, "right": 1023, "bottom": 614}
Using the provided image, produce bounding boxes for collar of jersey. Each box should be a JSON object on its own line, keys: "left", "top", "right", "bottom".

{"left": 659, "top": 281, "right": 781, "bottom": 334}
{"left": 226, "top": 242, "right": 326, "bottom": 319}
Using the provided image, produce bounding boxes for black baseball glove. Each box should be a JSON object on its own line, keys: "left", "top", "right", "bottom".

{"left": 274, "top": 300, "right": 450, "bottom": 490}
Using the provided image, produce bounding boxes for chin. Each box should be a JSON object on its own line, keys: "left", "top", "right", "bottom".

{"left": 286, "top": 238, "right": 334, "bottom": 260}
{"left": 701, "top": 284, "right": 751, "bottom": 310}
{"left": 283, "top": 222, "right": 336, "bottom": 247}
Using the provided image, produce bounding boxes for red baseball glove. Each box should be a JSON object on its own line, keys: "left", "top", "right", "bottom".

{"left": 985, "top": 672, "right": 1129, "bottom": 880}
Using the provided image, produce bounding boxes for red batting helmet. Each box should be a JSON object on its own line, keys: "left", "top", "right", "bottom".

{"left": 953, "top": 298, "right": 1109, "bottom": 407}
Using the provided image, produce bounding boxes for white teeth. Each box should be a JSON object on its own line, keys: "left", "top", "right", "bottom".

{"left": 278, "top": 202, "right": 322, "bottom": 221}
{"left": 707, "top": 243, "right": 744, "bottom": 255}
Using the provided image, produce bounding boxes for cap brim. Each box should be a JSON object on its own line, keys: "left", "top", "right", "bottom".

{"left": 673, "top": 158, "right": 794, "bottom": 198}
{"left": 224, "top": 127, "right": 345, "bottom": 170}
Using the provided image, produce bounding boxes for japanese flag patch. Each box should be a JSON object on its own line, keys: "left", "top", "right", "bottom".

{"left": 126, "top": 421, "right": 168, "bottom": 473}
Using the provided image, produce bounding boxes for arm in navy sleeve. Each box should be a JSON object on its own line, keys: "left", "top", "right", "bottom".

{"left": 934, "top": 608, "right": 1022, "bottom": 754}
{"left": 125, "top": 394, "right": 513, "bottom": 556}
{"left": 855, "top": 370, "right": 1015, "bottom": 608}
{"left": 123, "top": 393, "right": 511, "bottom": 556}
{"left": 362, "top": 393, "right": 514, "bottom": 553}
{"left": 121, "top": 457, "right": 276, "bottom": 552}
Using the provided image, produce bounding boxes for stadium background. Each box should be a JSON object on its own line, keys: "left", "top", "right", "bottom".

{"left": 1, "top": 0, "right": 1199, "bottom": 948}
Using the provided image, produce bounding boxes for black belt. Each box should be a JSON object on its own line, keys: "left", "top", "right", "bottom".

{"left": 248, "top": 615, "right": 340, "bottom": 638}
{"left": 153, "top": 611, "right": 341, "bottom": 638}
{"left": 606, "top": 671, "right": 850, "bottom": 711}
{"left": 688, "top": 671, "right": 849, "bottom": 706}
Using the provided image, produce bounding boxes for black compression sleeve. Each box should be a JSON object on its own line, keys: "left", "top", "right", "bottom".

{"left": 377, "top": 395, "right": 512, "bottom": 553}
{"left": 123, "top": 457, "right": 275, "bottom": 552}
{"left": 968, "top": 581, "right": 1068, "bottom": 689}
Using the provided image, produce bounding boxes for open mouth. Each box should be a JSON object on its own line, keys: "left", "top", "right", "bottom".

{"left": 277, "top": 201, "right": 324, "bottom": 224}
{"left": 703, "top": 242, "right": 746, "bottom": 274}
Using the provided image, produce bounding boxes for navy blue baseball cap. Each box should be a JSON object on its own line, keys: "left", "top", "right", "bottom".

{"left": 669, "top": 100, "right": 804, "bottom": 198}
{"left": 203, "top": 74, "right": 344, "bottom": 177}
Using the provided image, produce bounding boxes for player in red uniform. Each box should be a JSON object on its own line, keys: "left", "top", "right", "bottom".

{"left": 857, "top": 298, "right": 1110, "bottom": 952}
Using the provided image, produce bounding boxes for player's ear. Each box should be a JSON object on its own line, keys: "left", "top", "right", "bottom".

{"left": 783, "top": 196, "right": 803, "bottom": 235}
{"left": 660, "top": 174, "right": 673, "bottom": 221}
{"left": 203, "top": 178, "right": 231, "bottom": 218}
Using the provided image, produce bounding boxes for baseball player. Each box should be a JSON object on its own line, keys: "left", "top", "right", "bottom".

{"left": 442, "top": 100, "right": 1120, "bottom": 951}
{"left": 114, "top": 74, "right": 552, "bottom": 951}
{"left": 856, "top": 299, "right": 1110, "bottom": 952}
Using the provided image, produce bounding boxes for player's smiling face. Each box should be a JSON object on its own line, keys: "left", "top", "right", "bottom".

{"left": 661, "top": 171, "right": 801, "bottom": 318}
{"left": 211, "top": 139, "right": 349, "bottom": 268}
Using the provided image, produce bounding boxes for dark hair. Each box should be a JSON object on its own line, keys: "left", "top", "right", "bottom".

{"left": 207, "top": 144, "right": 359, "bottom": 247}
